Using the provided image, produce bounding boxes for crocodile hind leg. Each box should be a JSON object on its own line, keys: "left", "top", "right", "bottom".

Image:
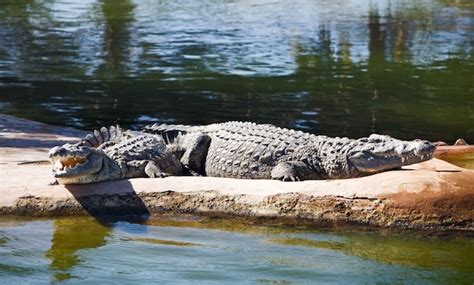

{"left": 271, "top": 161, "right": 323, "bottom": 181}
{"left": 179, "top": 133, "right": 211, "bottom": 176}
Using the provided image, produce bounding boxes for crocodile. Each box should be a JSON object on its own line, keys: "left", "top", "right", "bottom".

{"left": 142, "top": 121, "right": 435, "bottom": 181}
{"left": 49, "top": 126, "right": 183, "bottom": 184}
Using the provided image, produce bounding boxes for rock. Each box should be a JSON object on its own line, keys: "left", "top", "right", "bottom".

{"left": 432, "top": 141, "right": 448, "bottom": 146}
{"left": 454, "top": 138, "right": 468, "bottom": 146}
{"left": 0, "top": 114, "right": 473, "bottom": 232}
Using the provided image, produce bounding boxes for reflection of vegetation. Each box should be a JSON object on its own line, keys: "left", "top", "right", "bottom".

{"left": 270, "top": 235, "right": 474, "bottom": 273}
{"left": 144, "top": 214, "right": 474, "bottom": 280}
{"left": 45, "top": 217, "right": 111, "bottom": 282}
{"left": 1, "top": 215, "right": 473, "bottom": 282}
{"left": 96, "top": 0, "right": 135, "bottom": 79}
{"left": 0, "top": 216, "right": 41, "bottom": 227}
{"left": 0, "top": 263, "right": 34, "bottom": 276}
{"left": 291, "top": 4, "right": 473, "bottom": 140}
{"left": 0, "top": 0, "right": 472, "bottom": 142}
{"left": 256, "top": 279, "right": 294, "bottom": 285}
{"left": 144, "top": 215, "right": 310, "bottom": 235}
{"left": 440, "top": 0, "right": 474, "bottom": 9}
{"left": 122, "top": 236, "right": 199, "bottom": 247}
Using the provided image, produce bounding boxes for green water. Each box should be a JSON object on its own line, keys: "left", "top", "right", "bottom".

{"left": 0, "top": 1, "right": 473, "bottom": 282}
{"left": 0, "top": 215, "right": 472, "bottom": 284}
{"left": 441, "top": 152, "right": 474, "bottom": 169}
{"left": 0, "top": 0, "right": 473, "bottom": 142}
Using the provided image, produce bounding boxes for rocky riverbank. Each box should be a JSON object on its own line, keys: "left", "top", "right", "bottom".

{"left": 0, "top": 114, "right": 473, "bottom": 232}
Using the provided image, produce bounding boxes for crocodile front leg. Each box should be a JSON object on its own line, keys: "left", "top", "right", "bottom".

{"left": 179, "top": 133, "right": 211, "bottom": 176}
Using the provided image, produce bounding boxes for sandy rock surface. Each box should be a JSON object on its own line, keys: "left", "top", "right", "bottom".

{"left": 0, "top": 114, "right": 473, "bottom": 231}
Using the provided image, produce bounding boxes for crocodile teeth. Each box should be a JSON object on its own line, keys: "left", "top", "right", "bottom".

{"left": 52, "top": 156, "right": 87, "bottom": 172}
{"left": 60, "top": 157, "right": 87, "bottom": 169}
{"left": 54, "top": 160, "right": 63, "bottom": 170}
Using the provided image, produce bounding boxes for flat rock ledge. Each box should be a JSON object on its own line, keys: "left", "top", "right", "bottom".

{"left": 1, "top": 114, "right": 473, "bottom": 232}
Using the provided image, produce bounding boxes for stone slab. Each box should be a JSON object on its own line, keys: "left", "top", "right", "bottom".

{"left": 0, "top": 114, "right": 473, "bottom": 231}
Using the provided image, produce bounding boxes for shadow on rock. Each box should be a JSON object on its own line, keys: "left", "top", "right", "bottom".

{"left": 64, "top": 180, "right": 150, "bottom": 216}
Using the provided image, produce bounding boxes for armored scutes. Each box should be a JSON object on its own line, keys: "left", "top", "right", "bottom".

{"left": 49, "top": 126, "right": 183, "bottom": 184}
{"left": 143, "top": 121, "right": 435, "bottom": 181}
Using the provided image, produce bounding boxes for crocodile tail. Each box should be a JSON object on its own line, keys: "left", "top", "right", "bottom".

{"left": 80, "top": 125, "right": 124, "bottom": 147}
{"left": 142, "top": 123, "right": 193, "bottom": 144}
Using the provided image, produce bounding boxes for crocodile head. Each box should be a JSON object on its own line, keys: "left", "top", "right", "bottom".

{"left": 49, "top": 143, "right": 115, "bottom": 184}
{"left": 347, "top": 134, "right": 435, "bottom": 175}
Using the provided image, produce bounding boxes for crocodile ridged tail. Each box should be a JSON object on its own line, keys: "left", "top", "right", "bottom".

{"left": 142, "top": 123, "right": 194, "bottom": 144}
{"left": 80, "top": 125, "right": 123, "bottom": 147}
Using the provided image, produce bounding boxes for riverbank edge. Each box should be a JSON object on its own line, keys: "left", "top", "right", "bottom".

{"left": 0, "top": 114, "right": 473, "bottom": 232}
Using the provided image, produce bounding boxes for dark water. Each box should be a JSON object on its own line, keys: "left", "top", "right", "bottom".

{"left": 0, "top": 215, "right": 473, "bottom": 284}
{"left": 0, "top": 0, "right": 473, "bottom": 142}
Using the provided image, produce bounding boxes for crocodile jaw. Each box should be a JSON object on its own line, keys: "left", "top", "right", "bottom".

{"left": 348, "top": 136, "right": 435, "bottom": 174}
{"left": 49, "top": 144, "right": 105, "bottom": 184}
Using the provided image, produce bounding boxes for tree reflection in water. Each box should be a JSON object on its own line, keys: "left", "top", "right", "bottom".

{"left": 0, "top": 0, "right": 472, "bottom": 142}
{"left": 45, "top": 217, "right": 111, "bottom": 282}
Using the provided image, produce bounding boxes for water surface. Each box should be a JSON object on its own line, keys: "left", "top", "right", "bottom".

{"left": 0, "top": 215, "right": 473, "bottom": 284}
{"left": 0, "top": 0, "right": 473, "bottom": 142}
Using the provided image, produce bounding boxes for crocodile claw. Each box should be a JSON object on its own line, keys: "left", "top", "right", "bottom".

{"left": 272, "top": 175, "right": 300, "bottom": 182}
